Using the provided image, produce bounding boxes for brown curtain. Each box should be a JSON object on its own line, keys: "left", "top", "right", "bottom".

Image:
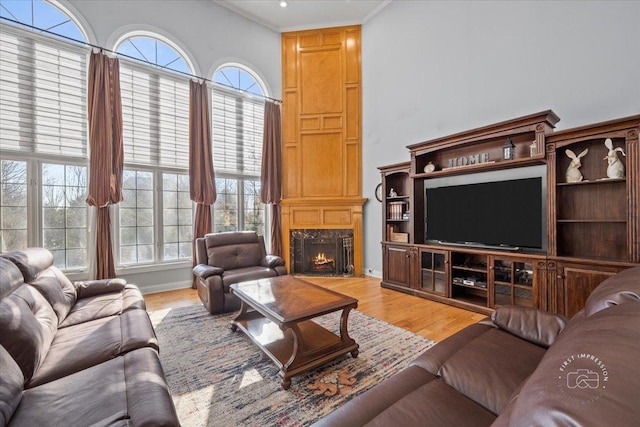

{"left": 86, "top": 51, "right": 123, "bottom": 279}
{"left": 260, "top": 100, "right": 283, "bottom": 257}
{"left": 189, "top": 80, "right": 216, "bottom": 288}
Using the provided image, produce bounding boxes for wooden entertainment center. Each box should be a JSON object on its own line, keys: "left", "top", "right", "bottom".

{"left": 380, "top": 111, "right": 639, "bottom": 316}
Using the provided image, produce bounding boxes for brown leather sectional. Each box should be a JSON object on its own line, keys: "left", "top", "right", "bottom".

{"left": 0, "top": 248, "right": 180, "bottom": 426}
{"left": 314, "top": 266, "right": 640, "bottom": 426}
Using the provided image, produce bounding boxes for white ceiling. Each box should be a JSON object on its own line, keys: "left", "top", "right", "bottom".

{"left": 213, "top": 0, "right": 391, "bottom": 33}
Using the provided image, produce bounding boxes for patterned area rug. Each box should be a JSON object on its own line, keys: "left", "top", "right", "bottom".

{"left": 149, "top": 305, "right": 435, "bottom": 427}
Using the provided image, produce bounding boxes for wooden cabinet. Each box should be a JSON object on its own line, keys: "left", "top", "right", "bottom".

{"left": 553, "top": 262, "right": 621, "bottom": 317}
{"left": 379, "top": 112, "right": 639, "bottom": 316}
{"left": 382, "top": 244, "right": 416, "bottom": 291}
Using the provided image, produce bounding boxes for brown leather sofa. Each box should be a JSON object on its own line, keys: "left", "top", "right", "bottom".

{"left": 0, "top": 248, "right": 179, "bottom": 427}
{"left": 193, "top": 231, "right": 287, "bottom": 314}
{"left": 314, "top": 266, "right": 640, "bottom": 427}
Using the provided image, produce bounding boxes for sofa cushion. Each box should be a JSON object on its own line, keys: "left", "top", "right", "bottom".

{"left": 27, "top": 265, "right": 77, "bottom": 324}
{"left": 0, "top": 258, "right": 23, "bottom": 299}
{"left": 222, "top": 266, "right": 278, "bottom": 291}
{"left": 0, "top": 284, "right": 58, "bottom": 383}
{"left": 0, "top": 248, "right": 53, "bottom": 283}
{"left": 27, "top": 309, "right": 158, "bottom": 388}
{"left": 438, "top": 327, "right": 546, "bottom": 415}
{"left": 205, "top": 231, "right": 264, "bottom": 270}
{"left": 313, "top": 365, "right": 496, "bottom": 427}
{"left": 584, "top": 265, "right": 640, "bottom": 317}
{"left": 9, "top": 348, "right": 180, "bottom": 427}
{"left": 59, "top": 285, "right": 146, "bottom": 328}
{"left": 0, "top": 345, "right": 23, "bottom": 426}
{"left": 506, "top": 302, "right": 640, "bottom": 426}
{"left": 491, "top": 305, "right": 567, "bottom": 348}
{"left": 410, "top": 323, "right": 495, "bottom": 375}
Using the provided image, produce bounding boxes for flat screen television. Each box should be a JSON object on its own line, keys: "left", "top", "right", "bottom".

{"left": 425, "top": 168, "right": 545, "bottom": 250}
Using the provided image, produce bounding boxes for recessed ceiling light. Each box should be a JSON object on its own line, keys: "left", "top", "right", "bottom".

{"left": 279, "top": 0, "right": 288, "bottom": 7}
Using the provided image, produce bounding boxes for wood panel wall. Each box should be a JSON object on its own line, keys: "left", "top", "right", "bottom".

{"left": 281, "top": 26, "right": 365, "bottom": 274}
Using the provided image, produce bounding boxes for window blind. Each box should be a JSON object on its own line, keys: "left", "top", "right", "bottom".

{"left": 0, "top": 26, "right": 87, "bottom": 158}
{"left": 120, "top": 61, "right": 190, "bottom": 169}
{"left": 211, "top": 86, "right": 264, "bottom": 176}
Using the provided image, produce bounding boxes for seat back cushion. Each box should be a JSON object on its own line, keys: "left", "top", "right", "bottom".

{"left": 0, "top": 345, "right": 24, "bottom": 426}
{"left": 0, "top": 263, "right": 58, "bottom": 383}
{"left": 0, "top": 248, "right": 54, "bottom": 283}
{"left": 507, "top": 302, "right": 640, "bottom": 426}
{"left": 205, "top": 231, "right": 264, "bottom": 271}
{"left": 584, "top": 265, "right": 640, "bottom": 317}
{"left": 28, "top": 266, "right": 77, "bottom": 324}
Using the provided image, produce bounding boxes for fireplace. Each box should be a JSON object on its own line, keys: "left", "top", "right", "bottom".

{"left": 290, "top": 229, "right": 354, "bottom": 276}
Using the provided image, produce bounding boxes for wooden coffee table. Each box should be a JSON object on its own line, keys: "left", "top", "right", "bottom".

{"left": 230, "top": 275, "right": 359, "bottom": 389}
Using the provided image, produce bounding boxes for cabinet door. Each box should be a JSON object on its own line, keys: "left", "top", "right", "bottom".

{"left": 384, "top": 245, "right": 413, "bottom": 288}
{"left": 558, "top": 264, "right": 618, "bottom": 317}
{"left": 491, "top": 257, "right": 535, "bottom": 309}
{"left": 419, "top": 249, "right": 448, "bottom": 296}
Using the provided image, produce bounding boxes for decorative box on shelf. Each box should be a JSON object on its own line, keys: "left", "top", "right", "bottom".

{"left": 390, "top": 232, "right": 409, "bottom": 243}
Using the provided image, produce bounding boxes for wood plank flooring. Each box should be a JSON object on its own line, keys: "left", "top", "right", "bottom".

{"left": 144, "top": 275, "right": 486, "bottom": 343}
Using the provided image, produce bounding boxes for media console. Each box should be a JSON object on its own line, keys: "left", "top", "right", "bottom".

{"left": 379, "top": 111, "right": 640, "bottom": 316}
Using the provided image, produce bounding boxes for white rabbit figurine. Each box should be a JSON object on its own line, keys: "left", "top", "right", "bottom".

{"left": 565, "top": 148, "right": 589, "bottom": 183}
{"left": 604, "top": 138, "right": 626, "bottom": 179}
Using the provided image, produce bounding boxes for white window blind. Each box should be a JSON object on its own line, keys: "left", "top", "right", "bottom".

{"left": 211, "top": 86, "right": 264, "bottom": 176}
{"left": 120, "top": 62, "right": 190, "bottom": 168}
{"left": 0, "top": 26, "right": 87, "bottom": 158}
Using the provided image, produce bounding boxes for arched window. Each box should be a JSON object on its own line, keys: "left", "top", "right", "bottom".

{"left": 211, "top": 65, "right": 267, "bottom": 235}
{"left": 115, "top": 35, "right": 191, "bottom": 74}
{"left": 0, "top": 0, "right": 86, "bottom": 41}
{"left": 114, "top": 34, "right": 194, "bottom": 265}
{"left": 0, "top": 0, "right": 89, "bottom": 270}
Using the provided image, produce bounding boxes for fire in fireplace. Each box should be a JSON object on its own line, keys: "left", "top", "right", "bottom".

{"left": 290, "top": 229, "right": 354, "bottom": 276}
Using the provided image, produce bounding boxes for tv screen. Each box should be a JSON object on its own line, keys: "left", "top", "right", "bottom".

{"left": 425, "top": 177, "right": 543, "bottom": 249}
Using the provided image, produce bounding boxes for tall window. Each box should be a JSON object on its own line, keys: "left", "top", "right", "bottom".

{"left": 116, "top": 34, "right": 193, "bottom": 267}
{"left": 0, "top": 1, "right": 88, "bottom": 271}
{"left": 212, "top": 66, "right": 266, "bottom": 235}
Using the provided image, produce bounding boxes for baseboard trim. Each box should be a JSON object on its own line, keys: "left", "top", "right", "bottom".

{"left": 140, "top": 280, "right": 192, "bottom": 295}
{"left": 364, "top": 268, "right": 382, "bottom": 279}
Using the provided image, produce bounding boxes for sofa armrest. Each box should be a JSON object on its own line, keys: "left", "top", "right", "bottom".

{"left": 261, "top": 255, "right": 285, "bottom": 268}
{"left": 73, "top": 278, "right": 127, "bottom": 299}
{"left": 193, "top": 264, "right": 224, "bottom": 279}
{"left": 491, "top": 306, "right": 568, "bottom": 348}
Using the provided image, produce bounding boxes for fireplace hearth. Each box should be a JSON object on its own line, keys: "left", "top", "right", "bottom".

{"left": 290, "top": 229, "right": 354, "bottom": 276}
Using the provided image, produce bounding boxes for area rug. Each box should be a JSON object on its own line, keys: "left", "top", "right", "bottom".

{"left": 149, "top": 305, "right": 435, "bottom": 427}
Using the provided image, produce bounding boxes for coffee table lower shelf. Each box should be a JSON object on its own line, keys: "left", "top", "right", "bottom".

{"left": 231, "top": 310, "right": 359, "bottom": 389}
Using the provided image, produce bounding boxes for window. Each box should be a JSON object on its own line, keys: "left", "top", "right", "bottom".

{"left": 116, "top": 34, "right": 193, "bottom": 267}
{"left": 0, "top": 2, "right": 89, "bottom": 271}
{"left": 162, "top": 173, "right": 192, "bottom": 260}
{"left": 42, "top": 163, "right": 87, "bottom": 269}
{"left": 211, "top": 66, "right": 266, "bottom": 236}
{"left": 0, "top": 159, "right": 28, "bottom": 251}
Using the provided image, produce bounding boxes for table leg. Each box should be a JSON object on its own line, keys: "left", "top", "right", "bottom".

{"left": 340, "top": 305, "right": 359, "bottom": 358}
{"left": 230, "top": 300, "right": 249, "bottom": 332}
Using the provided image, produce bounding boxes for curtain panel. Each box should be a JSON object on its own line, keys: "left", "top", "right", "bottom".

{"left": 260, "top": 100, "right": 283, "bottom": 257}
{"left": 86, "top": 51, "right": 123, "bottom": 279}
{"left": 189, "top": 80, "right": 216, "bottom": 288}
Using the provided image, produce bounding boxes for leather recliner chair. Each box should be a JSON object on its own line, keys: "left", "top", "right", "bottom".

{"left": 193, "top": 231, "right": 287, "bottom": 314}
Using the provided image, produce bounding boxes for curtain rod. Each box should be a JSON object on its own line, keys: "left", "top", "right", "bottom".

{"left": 0, "top": 16, "right": 282, "bottom": 104}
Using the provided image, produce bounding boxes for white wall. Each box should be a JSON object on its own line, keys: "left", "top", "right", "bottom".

{"left": 361, "top": 0, "right": 640, "bottom": 274}
{"left": 64, "top": 0, "right": 281, "bottom": 292}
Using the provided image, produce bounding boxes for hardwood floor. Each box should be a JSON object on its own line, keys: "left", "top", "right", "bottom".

{"left": 144, "top": 275, "right": 486, "bottom": 342}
